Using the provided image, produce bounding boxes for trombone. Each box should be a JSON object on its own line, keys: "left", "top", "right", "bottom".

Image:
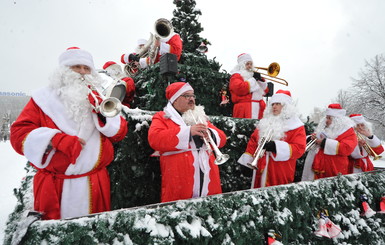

{"left": 356, "top": 131, "right": 382, "bottom": 161}
{"left": 254, "top": 62, "right": 288, "bottom": 86}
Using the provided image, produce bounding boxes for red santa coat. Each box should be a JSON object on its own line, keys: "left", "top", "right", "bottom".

{"left": 302, "top": 128, "right": 357, "bottom": 180}
{"left": 122, "top": 77, "right": 135, "bottom": 108}
{"left": 148, "top": 103, "right": 226, "bottom": 202}
{"left": 348, "top": 135, "right": 384, "bottom": 173}
{"left": 229, "top": 73, "right": 268, "bottom": 119}
{"left": 238, "top": 117, "right": 306, "bottom": 188}
{"left": 10, "top": 87, "right": 128, "bottom": 220}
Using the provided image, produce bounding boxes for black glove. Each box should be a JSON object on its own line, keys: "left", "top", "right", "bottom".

{"left": 263, "top": 141, "right": 276, "bottom": 153}
{"left": 253, "top": 72, "right": 263, "bottom": 81}
{"left": 129, "top": 53, "right": 140, "bottom": 62}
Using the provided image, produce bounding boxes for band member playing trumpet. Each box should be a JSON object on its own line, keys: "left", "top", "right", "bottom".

{"left": 301, "top": 104, "right": 357, "bottom": 181}
{"left": 10, "top": 47, "right": 128, "bottom": 220}
{"left": 229, "top": 53, "right": 269, "bottom": 119}
{"left": 348, "top": 114, "right": 384, "bottom": 173}
{"left": 238, "top": 90, "right": 306, "bottom": 188}
{"left": 148, "top": 82, "right": 227, "bottom": 202}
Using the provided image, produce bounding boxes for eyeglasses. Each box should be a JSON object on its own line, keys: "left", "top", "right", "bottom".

{"left": 180, "top": 94, "right": 196, "bottom": 99}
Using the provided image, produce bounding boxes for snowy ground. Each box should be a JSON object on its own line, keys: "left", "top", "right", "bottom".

{"left": 0, "top": 141, "right": 28, "bottom": 244}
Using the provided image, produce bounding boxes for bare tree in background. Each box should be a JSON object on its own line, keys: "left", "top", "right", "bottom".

{"left": 338, "top": 54, "right": 385, "bottom": 138}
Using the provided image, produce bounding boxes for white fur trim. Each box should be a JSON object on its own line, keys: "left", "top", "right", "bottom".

{"left": 169, "top": 83, "right": 194, "bottom": 104}
{"left": 324, "top": 138, "right": 339, "bottom": 155}
{"left": 137, "top": 38, "right": 147, "bottom": 45}
{"left": 350, "top": 145, "right": 366, "bottom": 159}
{"left": 302, "top": 149, "right": 317, "bottom": 181}
{"left": 122, "top": 53, "right": 130, "bottom": 64}
{"left": 247, "top": 78, "right": 259, "bottom": 93}
{"left": 237, "top": 153, "right": 254, "bottom": 169}
{"left": 139, "top": 57, "right": 149, "bottom": 68}
{"left": 237, "top": 53, "right": 252, "bottom": 65}
{"left": 271, "top": 140, "right": 291, "bottom": 161}
{"left": 92, "top": 114, "right": 122, "bottom": 137}
{"left": 208, "top": 128, "right": 221, "bottom": 147}
{"left": 59, "top": 48, "right": 95, "bottom": 71}
{"left": 23, "top": 127, "right": 61, "bottom": 168}
{"left": 159, "top": 42, "right": 171, "bottom": 55}
{"left": 260, "top": 153, "right": 270, "bottom": 187}
{"left": 176, "top": 126, "right": 191, "bottom": 150}
{"left": 367, "top": 135, "right": 381, "bottom": 148}
{"left": 350, "top": 115, "right": 365, "bottom": 124}
{"left": 326, "top": 108, "right": 346, "bottom": 117}
{"left": 270, "top": 93, "right": 292, "bottom": 105}
{"left": 61, "top": 176, "right": 89, "bottom": 219}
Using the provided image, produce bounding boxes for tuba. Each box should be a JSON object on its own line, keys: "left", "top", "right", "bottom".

{"left": 248, "top": 128, "right": 273, "bottom": 169}
{"left": 83, "top": 75, "right": 122, "bottom": 118}
{"left": 124, "top": 18, "right": 174, "bottom": 75}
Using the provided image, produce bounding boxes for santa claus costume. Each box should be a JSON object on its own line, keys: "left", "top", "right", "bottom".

{"left": 10, "top": 47, "right": 128, "bottom": 220}
{"left": 102, "top": 61, "right": 136, "bottom": 108}
{"left": 301, "top": 104, "right": 357, "bottom": 181}
{"left": 229, "top": 53, "right": 269, "bottom": 119}
{"left": 348, "top": 114, "right": 384, "bottom": 173}
{"left": 148, "top": 82, "right": 226, "bottom": 202}
{"left": 238, "top": 90, "right": 306, "bottom": 188}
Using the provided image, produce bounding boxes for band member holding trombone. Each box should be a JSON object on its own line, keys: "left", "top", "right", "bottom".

{"left": 229, "top": 53, "right": 269, "bottom": 119}
{"left": 238, "top": 90, "right": 306, "bottom": 188}
{"left": 148, "top": 82, "right": 227, "bottom": 202}
{"left": 10, "top": 47, "right": 128, "bottom": 220}
{"left": 348, "top": 114, "right": 384, "bottom": 173}
{"left": 301, "top": 104, "right": 357, "bottom": 181}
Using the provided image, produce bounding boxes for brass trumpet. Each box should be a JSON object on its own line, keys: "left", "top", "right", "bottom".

{"left": 356, "top": 131, "right": 382, "bottom": 161}
{"left": 248, "top": 128, "right": 273, "bottom": 169}
{"left": 254, "top": 62, "right": 288, "bottom": 86}
{"left": 189, "top": 110, "right": 230, "bottom": 165}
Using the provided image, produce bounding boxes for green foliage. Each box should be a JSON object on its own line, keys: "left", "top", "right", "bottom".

{"left": 172, "top": 0, "right": 204, "bottom": 54}
{"left": 131, "top": 53, "right": 232, "bottom": 116}
{"left": 108, "top": 110, "right": 256, "bottom": 209}
{"left": 7, "top": 171, "right": 385, "bottom": 244}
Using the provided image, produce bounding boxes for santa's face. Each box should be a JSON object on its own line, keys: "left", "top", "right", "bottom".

{"left": 245, "top": 61, "right": 253, "bottom": 72}
{"left": 70, "top": 65, "right": 91, "bottom": 75}
{"left": 325, "top": 115, "right": 333, "bottom": 127}
{"left": 272, "top": 103, "right": 283, "bottom": 116}
{"left": 173, "top": 91, "right": 196, "bottom": 113}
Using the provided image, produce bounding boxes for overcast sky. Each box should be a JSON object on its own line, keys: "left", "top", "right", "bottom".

{"left": 1, "top": 0, "right": 385, "bottom": 116}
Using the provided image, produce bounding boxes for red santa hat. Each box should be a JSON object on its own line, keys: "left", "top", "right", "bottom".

{"left": 103, "top": 61, "right": 118, "bottom": 70}
{"left": 166, "top": 82, "right": 194, "bottom": 103}
{"left": 121, "top": 53, "right": 129, "bottom": 64}
{"left": 58, "top": 47, "right": 95, "bottom": 71}
{"left": 349, "top": 114, "right": 366, "bottom": 124}
{"left": 137, "top": 39, "right": 147, "bottom": 46}
{"left": 326, "top": 103, "right": 346, "bottom": 117}
{"left": 270, "top": 90, "right": 293, "bottom": 105}
{"left": 237, "top": 53, "right": 253, "bottom": 65}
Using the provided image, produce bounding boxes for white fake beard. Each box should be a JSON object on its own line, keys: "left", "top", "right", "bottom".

{"left": 258, "top": 103, "right": 299, "bottom": 140}
{"left": 49, "top": 67, "right": 102, "bottom": 125}
{"left": 239, "top": 69, "right": 253, "bottom": 80}
{"left": 316, "top": 116, "right": 355, "bottom": 139}
{"left": 258, "top": 114, "right": 286, "bottom": 141}
{"left": 182, "top": 105, "right": 208, "bottom": 126}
